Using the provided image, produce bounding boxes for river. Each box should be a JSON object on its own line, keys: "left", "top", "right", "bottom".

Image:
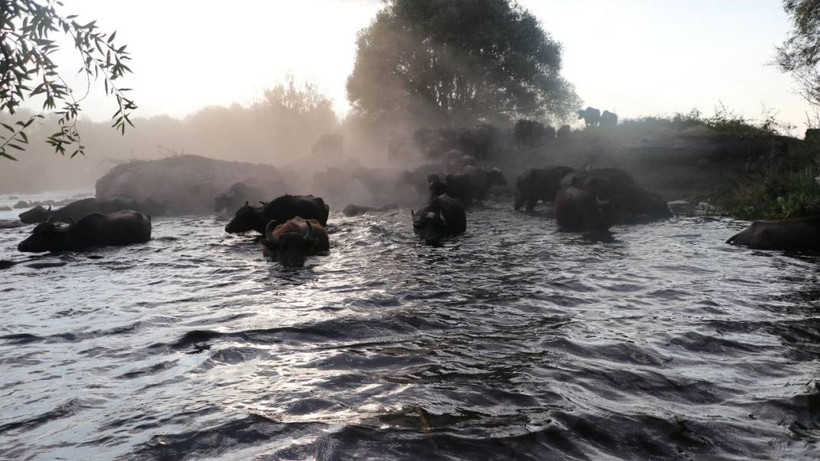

{"left": 0, "top": 195, "right": 818, "bottom": 460}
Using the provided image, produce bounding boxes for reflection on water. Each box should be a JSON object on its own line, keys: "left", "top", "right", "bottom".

{"left": 0, "top": 201, "right": 819, "bottom": 459}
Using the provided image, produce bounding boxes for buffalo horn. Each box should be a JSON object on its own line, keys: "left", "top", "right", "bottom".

{"left": 244, "top": 200, "right": 249, "bottom": 207}
{"left": 304, "top": 220, "right": 313, "bottom": 240}
{"left": 47, "top": 205, "right": 52, "bottom": 211}
{"left": 265, "top": 220, "right": 278, "bottom": 244}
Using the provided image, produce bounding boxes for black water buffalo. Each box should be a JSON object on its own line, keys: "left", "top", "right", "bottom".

{"left": 429, "top": 166, "right": 506, "bottom": 207}
{"left": 262, "top": 217, "right": 330, "bottom": 267}
{"left": 214, "top": 182, "right": 267, "bottom": 214}
{"left": 726, "top": 216, "right": 820, "bottom": 251}
{"left": 225, "top": 194, "right": 329, "bottom": 234}
{"left": 342, "top": 203, "right": 398, "bottom": 217}
{"left": 601, "top": 110, "right": 618, "bottom": 128}
{"left": 514, "top": 166, "right": 574, "bottom": 211}
{"left": 311, "top": 133, "right": 343, "bottom": 157}
{"left": 555, "top": 187, "right": 615, "bottom": 232}
{"left": 19, "top": 197, "right": 164, "bottom": 224}
{"left": 578, "top": 107, "right": 601, "bottom": 127}
{"left": 401, "top": 162, "right": 446, "bottom": 197}
{"left": 556, "top": 124, "right": 572, "bottom": 140}
{"left": 412, "top": 194, "right": 467, "bottom": 245}
{"left": 568, "top": 168, "right": 671, "bottom": 223}
{"left": 18, "top": 211, "right": 152, "bottom": 253}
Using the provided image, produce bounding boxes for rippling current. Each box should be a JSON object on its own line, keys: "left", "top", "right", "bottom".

{"left": 1, "top": 195, "right": 819, "bottom": 460}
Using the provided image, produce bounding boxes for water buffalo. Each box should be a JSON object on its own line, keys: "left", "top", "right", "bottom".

{"left": 568, "top": 168, "right": 671, "bottom": 223}
{"left": 19, "top": 197, "right": 164, "bottom": 224}
{"left": 578, "top": 107, "right": 601, "bottom": 128}
{"left": 601, "top": 110, "right": 618, "bottom": 128}
{"left": 555, "top": 187, "right": 615, "bottom": 232}
{"left": 429, "top": 166, "right": 506, "bottom": 208}
{"left": 514, "top": 120, "right": 555, "bottom": 148}
{"left": 726, "top": 216, "right": 820, "bottom": 251}
{"left": 18, "top": 211, "right": 152, "bottom": 253}
{"left": 311, "top": 133, "right": 343, "bottom": 157}
{"left": 262, "top": 217, "right": 330, "bottom": 267}
{"left": 225, "top": 194, "right": 329, "bottom": 234}
{"left": 556, "top": 125, "right": 572, "bottom": 140}
{"left": 514, "top": 166, "right": 574, "bottom": 211}
{"left": 214, "top": 182, "right": 267, "bottom": 214}
{"left": 342, "top": 203, "right": 398, "bottom": 217}
{"left": 412, "top": 194, "right": 467, "bottom": 245}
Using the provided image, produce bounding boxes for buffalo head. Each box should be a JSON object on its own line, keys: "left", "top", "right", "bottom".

{"left": 18, "top": 205, "right": 52, "bottom": 224}
{"left": 225, "top": 201, "right": 262, "bottom": 234}
{"left": 412, "top": 209, "right": 449, "bottom": 245}
{"left": 18, "top": 216, "right": 73, "bottom": 252}
{"left": 263, "top": 219, "right": 317, "bottom": 267}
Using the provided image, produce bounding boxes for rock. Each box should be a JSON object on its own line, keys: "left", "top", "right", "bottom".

{"left": 13, "top": 200, "right": 29, "bottom": 209}
{"left": 0, "top": 206, "right": 11, "bottom": 211}
{"left": 0, "top": 219, "right": 28, "bottom": 229}
{"left": 667, "top": 200, "right": 691, "bottom": 215}
{"left": 95, "top": 155, "right": 289, "bottom": 215}
{"left": 697, "top": 201, "right": 716, "bottom": 216}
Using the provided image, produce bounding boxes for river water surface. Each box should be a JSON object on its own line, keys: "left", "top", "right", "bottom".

{"left": 0, "top": 195, "right": 819, "bottom": 460}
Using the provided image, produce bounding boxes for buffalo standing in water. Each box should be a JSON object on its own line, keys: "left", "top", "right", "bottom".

{"left": 262, "top": 217, "right": 329, "bottom": 267}
{"left": 514, "top": 166, "right": 574, "bottom": 211}
{"left": 412, "top": 195, "right": 467, "bottom": 245}
{"left": 18, "top": 211, "right": 152, "bottom": 253}
{"left": 567, "top": 168, "right": 671, "bottom": 224}
{"left": 225, "top": 195, "right": 329, "bottom": 234}
{"left": 19, "top": 197, "right": 164, "bottom": 224}
{"left": 429, "top": 166, "right": 507, "bottom": 208}
{"left": 726, "top": 216, "right": 820, "bottom": 251}
{"left": 555, "top": 187, "right": 617, "bottom": 232}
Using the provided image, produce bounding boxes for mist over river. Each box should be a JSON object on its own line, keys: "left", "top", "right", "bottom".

{"left": 1, "top": 195, "right": 819, "bottom": 460}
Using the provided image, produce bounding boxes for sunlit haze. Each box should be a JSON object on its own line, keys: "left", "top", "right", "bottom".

{"left": 53, "top": 0, "right": 812, "bottom": 131}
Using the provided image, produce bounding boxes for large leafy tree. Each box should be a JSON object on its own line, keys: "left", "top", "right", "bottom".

{"left": 347, "top": 0, "right": 578, "bottom": 127}
{"left": 0, "top": 0, "right": 135, "bottom": 160}
{"left": 778, "top": 0, "right": 820, "bottom": 106}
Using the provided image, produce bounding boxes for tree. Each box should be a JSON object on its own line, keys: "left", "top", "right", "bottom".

{"left": 252, "top": 76, "right": 338, "bottom": 158}
{"left": 346, "top": 0, "right": 578, "bottom": 127}
{"left": 778, "top": 0, "right": 820, "bottom": 106}
{"left": 0, "top": 0, "right": 135, "bottom": 160}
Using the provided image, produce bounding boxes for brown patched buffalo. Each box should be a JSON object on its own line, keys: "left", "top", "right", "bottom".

{"left": 262, "top": 217, "right": 330, "bottom": 267}
{"left": 726, "top": 216, "right": 820, "bottom": 251}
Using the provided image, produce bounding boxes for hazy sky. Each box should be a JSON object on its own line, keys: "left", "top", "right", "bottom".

{"left": 47, "top": 0, "right": 813, "bottom": 131}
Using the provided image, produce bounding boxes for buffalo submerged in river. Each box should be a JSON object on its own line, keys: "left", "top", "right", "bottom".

{"left": 18, "top": 197, "right": 165, "bottom": 224}
{"left": 225, "top": 194, "right": 329, "bottom": 234}
{"left": 412, "top": 194, "right": 467, "bottom": 245}
{"left": 17, "top": 211, "right": 152, "bottom": 253}
{"left": 726, "top": 216, "right": 820, "bottom": 251}
{"left": 262, "top": 217, "right": 330, "bottom": 267}
{"left": 514, "top": 166, "right": 574, "bottom": 211}
{"left": 429, "top": 165, "right": 507, "bottom": 208}
{"left": 552, "top": 168, "right": 671, "bottom": 232}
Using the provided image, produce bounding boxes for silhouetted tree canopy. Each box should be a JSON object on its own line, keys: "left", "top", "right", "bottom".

{"left": 779, "top": 0, "right": 820, "bottom": 106}
{"left": 0, "top": 0, "right": 135, "bottom": 160}
{"left": 346, "top": 0, "right": 578, "bottom": 127}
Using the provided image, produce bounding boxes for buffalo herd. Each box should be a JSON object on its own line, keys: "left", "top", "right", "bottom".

{"left": 6, "top": 162, "right": 820, "bottom": 266}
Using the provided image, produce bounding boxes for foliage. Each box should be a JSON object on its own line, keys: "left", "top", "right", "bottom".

{"left": 0, "top": 0, "right": 135, "bottom": 160}
{"left": 723, "top": 167, "right": 820, "bottom": 219}
{"left": 778, "top": 0, "right": 820, "bottom": 105}
{"left": 346, "top": 0, "right": 579, "bottom": 127}
{"left": 619, "top": 106, "right": 794, "bottom": 138}
{"left": 252, "top": 76, "right": 338, "bottom": 157}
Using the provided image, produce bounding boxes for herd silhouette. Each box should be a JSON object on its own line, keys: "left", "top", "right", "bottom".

{"left": 7, "top": 154, "right": 819, "bottom": 266}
